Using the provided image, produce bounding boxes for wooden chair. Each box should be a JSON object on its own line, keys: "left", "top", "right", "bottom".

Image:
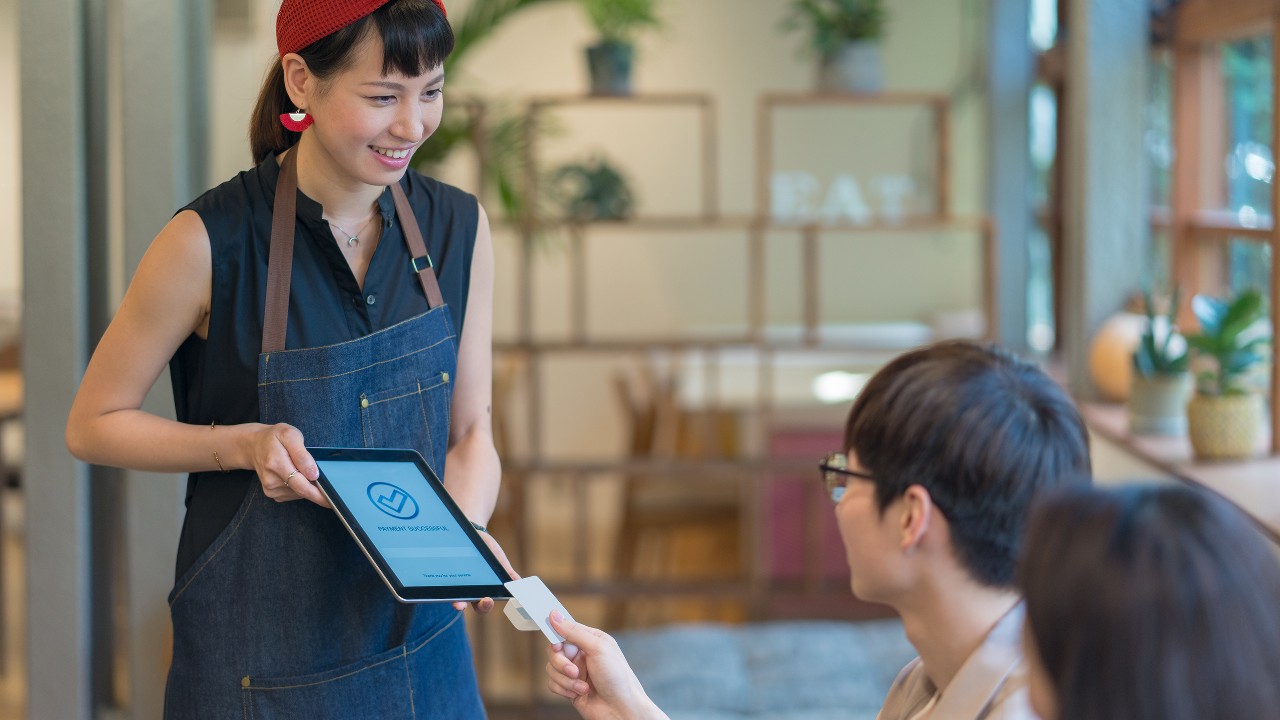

{"left": 607, "top": 360, "right": 744, "bottom": 628}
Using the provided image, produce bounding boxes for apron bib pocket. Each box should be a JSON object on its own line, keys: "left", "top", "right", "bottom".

{"left": 359, "top": 373, "right": 452, "bottom": 474}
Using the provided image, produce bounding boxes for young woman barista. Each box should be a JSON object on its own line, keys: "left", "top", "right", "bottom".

{"left": 65, "top": 1, "right": 510, "bottom": 716}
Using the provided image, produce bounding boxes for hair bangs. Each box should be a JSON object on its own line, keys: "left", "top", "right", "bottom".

{"left": 374, "top": 0, "right": 454, "bottom": 78}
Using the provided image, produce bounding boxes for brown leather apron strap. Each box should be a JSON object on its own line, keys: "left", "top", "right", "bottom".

{"left": 262, "top": 153, "right": 445, "bottom": 354}
{"left": 262, "top": 150, "right": 299, "bottom": 354}
{"left": 390, "top": 182, "right": 445, "bottom": 309}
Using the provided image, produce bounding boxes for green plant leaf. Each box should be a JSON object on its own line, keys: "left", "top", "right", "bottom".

{"left": 1133, "top": 346, "right": 1155, "bottom": 377}
{"left": 1190, "top": 294, "right": 1228, "bottom": 336}
{"left": 581, "top": 0, "right": 663, "bottom": 44}
{"left": 1221, "top": 349, "right": 1263, "bottom": 375}
{"left": 782, "top": 0, "right": 888, "bottom": 58}
{"left": 1185, "top": 333, "right": 1223, "bottom": 356}
{"left": 1215, "top": 289, "right": 1265, "bottom": 347}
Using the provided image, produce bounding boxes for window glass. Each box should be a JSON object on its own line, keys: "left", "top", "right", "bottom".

{"left": 1027, "top": 83, "right": 1057, "bottom": 353}
{"left": 1221, "top": 38, "right": 1273, "bottom": 301}
{"left": 1030, "top": 0, "right": 1058, "bottom": 52}
{"left": 1149, "top": 49, "right": 1173, "bottom": 209}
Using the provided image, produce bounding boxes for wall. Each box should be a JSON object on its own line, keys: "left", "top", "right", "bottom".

{"left": 0, "top": 0, "right": 20, "bottom": 316}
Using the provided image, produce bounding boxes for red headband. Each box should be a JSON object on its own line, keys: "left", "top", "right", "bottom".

{"left": 276, "top": 0, "right": 447, "bottom": 58}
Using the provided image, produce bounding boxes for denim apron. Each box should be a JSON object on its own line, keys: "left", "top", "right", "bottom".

{"left": 164, "top": 150, "right": 485, "bottom": 719}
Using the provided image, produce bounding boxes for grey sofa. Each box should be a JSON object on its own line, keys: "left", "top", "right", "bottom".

{"left": 616, "top": 619, "right": 917, "bottom": 720}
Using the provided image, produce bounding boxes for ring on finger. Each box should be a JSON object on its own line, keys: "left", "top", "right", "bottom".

{"left": 283, "top": 469, "right": 297, "bottom": 489}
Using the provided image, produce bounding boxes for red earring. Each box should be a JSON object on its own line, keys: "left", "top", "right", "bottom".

{"left": 279, "top": 109, "right": 313, "bottom": 132}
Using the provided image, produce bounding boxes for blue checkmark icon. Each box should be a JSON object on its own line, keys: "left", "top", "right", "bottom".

{"left": 366, "top": 482, "right": 419, "bottom": 520}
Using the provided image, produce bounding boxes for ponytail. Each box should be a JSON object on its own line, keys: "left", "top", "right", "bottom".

{"left": 250, "top": 59, "right": 300, "bottom": 165}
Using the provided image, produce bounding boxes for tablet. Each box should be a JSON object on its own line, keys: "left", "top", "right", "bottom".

{"left": 310, "top": 447, "right": 513, "bottom": 603}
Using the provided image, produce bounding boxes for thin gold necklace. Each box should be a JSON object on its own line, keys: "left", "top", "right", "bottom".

{"left": 326, "top": 211, "right": 378, "bottom": 248}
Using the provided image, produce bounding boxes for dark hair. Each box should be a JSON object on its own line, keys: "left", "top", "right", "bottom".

{"left": 1018, "top": 484, "right": 1280, "bottom": 720}
{"left": 843, "top": 340, "right": 1090, "bottom": 587}
{"left": 250, "top": 0, "right": 454, "bottom": 165}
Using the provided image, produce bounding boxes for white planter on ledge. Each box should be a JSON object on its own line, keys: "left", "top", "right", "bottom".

{"left": 818, "top": 40, "right": 885, "bottom": 93}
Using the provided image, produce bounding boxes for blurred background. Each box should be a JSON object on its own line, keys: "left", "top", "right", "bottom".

{"left": 0, "top": 0, "right": 1276, "bottom": 718}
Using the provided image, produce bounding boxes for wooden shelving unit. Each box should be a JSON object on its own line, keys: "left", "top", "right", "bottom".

{"left": 1170, "top": 0, "right": 1280, "bottom": 453}
{"left": 496, "top": 87, "right": 999, "bottom": 596}
{"left": 475, "top": 89, "right": 998, "bottom": 711}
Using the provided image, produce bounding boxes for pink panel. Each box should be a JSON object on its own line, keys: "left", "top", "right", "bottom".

{"left": 766, "top": 428, "right": 851, "bottom": 581}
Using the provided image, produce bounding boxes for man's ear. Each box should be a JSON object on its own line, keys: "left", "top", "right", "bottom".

{"left": 280, "top": 53, "right": 313, "bottom": 110}
{"left": 898, "top": 484, "right": 937, "bottom": 553}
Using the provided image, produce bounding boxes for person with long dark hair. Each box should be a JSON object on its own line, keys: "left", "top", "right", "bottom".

{"left": 1018, "top": 484, "right": 1280, "bottom": 720}
{"left": 65, "top": 2, "right": 507, "bottom": 716}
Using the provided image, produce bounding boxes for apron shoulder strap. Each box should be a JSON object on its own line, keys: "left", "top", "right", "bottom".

{"left": 390, "top": 181, "right": 445, "bottom": 309}
{"left": 262, "top": 150, "right": 298, "bottom": 355}
{"left": 261, "top": 155, "right": 445, "bottom": 355}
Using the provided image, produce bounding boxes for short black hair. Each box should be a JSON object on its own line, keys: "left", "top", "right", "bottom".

{"left": 1019, "top": 484, "right": 1280, "bottom": 720}
{"left": 843, "top": 340, "right": 1091, "bottom": 587}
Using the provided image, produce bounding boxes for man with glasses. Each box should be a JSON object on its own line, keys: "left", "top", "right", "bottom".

{"left": 545, "top": 340, "right": 1091, "bottom": 720}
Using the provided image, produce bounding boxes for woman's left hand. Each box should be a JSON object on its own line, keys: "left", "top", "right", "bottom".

{"left": 453, "top": 529, "right": 519, "bottom": 613}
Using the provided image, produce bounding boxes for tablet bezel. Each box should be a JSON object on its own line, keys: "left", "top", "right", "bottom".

{"left": 310, "top": 446, "right": 513, "bottom": 603}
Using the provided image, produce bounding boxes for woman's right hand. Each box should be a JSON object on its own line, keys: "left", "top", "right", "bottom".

{"left": 545, "top": 613, "right": 669, "bottom": 720}
{"left": 246, "top": 422, "right": 328, "bottom": 507}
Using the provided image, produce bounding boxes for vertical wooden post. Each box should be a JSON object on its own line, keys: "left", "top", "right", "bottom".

{"left": 570, "top": 225, "right": 587, "bottom": 344}
{"left": 1171, "top": 42, "right": 1204, "bottom": 328}
{"left": 702, "top": 96, "right": 719, "bottom": 222}
{"left": 748, "top": 222, "right": 766, "bottom": 342}
{"left": 520, "top": 102, "right": 540, "bottom": 345}
{"left": 935, "top": 98, "right": 952, "bottom": 219}
{"left": 802, "top": 226, "right": 820, "bottom": 345}
{"left": 756, "top": 95, "right": 773, "bottom": 222}
{"left": 984, "top": 219, "right": 1002, "bottom": 342}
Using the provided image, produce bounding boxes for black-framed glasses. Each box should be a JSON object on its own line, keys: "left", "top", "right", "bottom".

{"left": 818, "top": 452, "right": 875, "bottom": 503}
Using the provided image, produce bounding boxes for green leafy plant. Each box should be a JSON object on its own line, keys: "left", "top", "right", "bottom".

{"left": 1185, "top": 288, "right": 1271, "bottom": 396}
{"left": 782, "top": 0, "right": 888, "bottom": 59}
{"left": 411, "top": 0, "right": 572, "bottom": 222}
{"left": 1132, "top": 287, "right": 1189, "bottom": 378}
{"left": 550, "top": 155, "right": 634, "bottom": 222}
{"left": 581, "top": 0, "right": 663, "bottom": 45}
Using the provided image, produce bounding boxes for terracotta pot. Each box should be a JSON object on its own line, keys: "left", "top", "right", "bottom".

{"left": 1128, "top": 372, "right": 1191, "bottom": 435}
{"left": 1186, "top": 393, "right": 1263, "bottom": 461}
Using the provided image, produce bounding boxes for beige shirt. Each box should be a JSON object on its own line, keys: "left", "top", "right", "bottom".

{"left": 877, "top": 603, "right": 1035, "bottom": 720}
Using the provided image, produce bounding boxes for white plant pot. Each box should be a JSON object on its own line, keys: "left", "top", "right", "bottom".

{"left": 818, "top": 41, "right": 884, "bottom": 94}
{"left": 1127, "top": 372, "right": 1191, "bottom": 435}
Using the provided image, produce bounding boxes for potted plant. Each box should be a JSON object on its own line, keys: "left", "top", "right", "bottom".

{"left": 1184, "top": 288, "right": 1272, "bottom": 460}
{"left": 1128, "top": 288, "right": 1191, "bottom": 435}
{"left": 782, "top": 0, "right": 888, "bottom": 94}
{"left": 550, "top": 155, "right": 635, "bottom": 222}
{"left": 580, "top": 0, "right": 663, "bottom": 96}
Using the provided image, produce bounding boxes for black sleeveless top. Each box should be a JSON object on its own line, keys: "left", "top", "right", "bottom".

{"left": 169, "top": 151, "right": 479, "bottom": 578}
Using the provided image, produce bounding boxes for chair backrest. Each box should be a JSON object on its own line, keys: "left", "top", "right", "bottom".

{"left": 0, "top": 339, "right": 17, "bottom": 371}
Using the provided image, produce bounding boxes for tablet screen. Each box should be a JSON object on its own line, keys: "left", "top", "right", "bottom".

{"left": 311, "top": 448, "right": 511, "bottom": 602}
